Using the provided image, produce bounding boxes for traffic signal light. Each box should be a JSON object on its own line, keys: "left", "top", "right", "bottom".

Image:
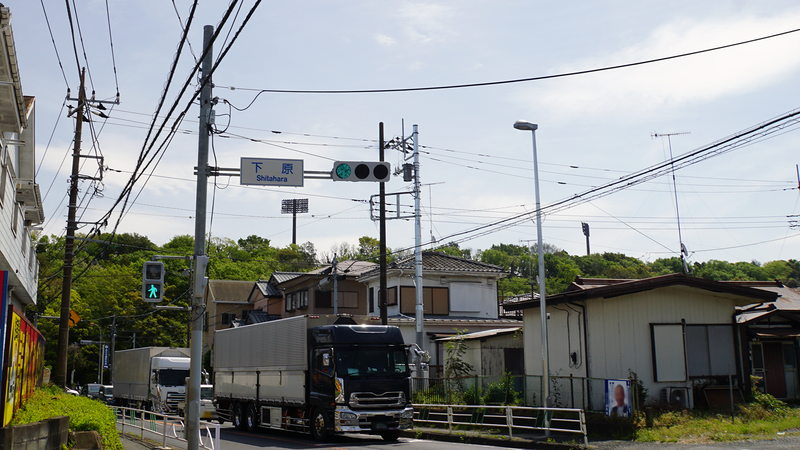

{"left": 332, "top": 161, "right": 391, "bottom": 182}
{"left": 142, "top": 261, "right": 165, "bottom": 302}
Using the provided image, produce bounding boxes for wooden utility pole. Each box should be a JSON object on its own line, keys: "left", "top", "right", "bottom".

{"left": 54, "top": 68, "right": 86, "bottom": 387}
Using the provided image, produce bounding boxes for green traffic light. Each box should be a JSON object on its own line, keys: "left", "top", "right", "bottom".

{"left": 335, "top": 163, "right": 351, "bottom": 180}
{"left": 147, "top": 283, "right": 161, "bottom": 299}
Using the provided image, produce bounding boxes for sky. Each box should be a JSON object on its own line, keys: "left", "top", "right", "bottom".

{"left": 10, "top": 0, "right": 800, "bottom": 265}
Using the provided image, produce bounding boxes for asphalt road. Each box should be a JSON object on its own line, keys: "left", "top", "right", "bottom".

{"left": 216, "top": 425, "right": 503, "bottom": 450}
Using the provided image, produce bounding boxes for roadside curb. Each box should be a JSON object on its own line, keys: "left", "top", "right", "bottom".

{"left": 120, "top": 432, "right": 175, "bottom": 450}
{"left": 401, "top": 429, "right": 592, "bottom": 450}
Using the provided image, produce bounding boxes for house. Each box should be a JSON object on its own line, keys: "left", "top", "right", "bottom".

{"left": 435, "top": 327, "right": 523, "bottom": 378}
{"left": 735, "top": 281, "right": 800, "bottom": 399}
{"left": 273, "top": 261, "right": 377, "bottom": 317}
{"left": 504, "top": 274, "right": 777, "bottom": 407}
{"left": 358, "top": 251, "right": 519, "bottom": 376}
{"left": 249, "top": 276, "right": 293, "bottom": 316}
{"left": 202, "top": 280, "right": 256, "bottom": 364}
{"left": 0, "top": 6, "right": 44, "bottom": 313}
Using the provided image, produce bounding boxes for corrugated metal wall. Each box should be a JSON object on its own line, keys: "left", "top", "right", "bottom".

{"left": 215, "top": 316, "right": 307, "bottom": 370}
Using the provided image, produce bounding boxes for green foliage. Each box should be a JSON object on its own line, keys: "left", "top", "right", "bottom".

{"left": 628, "top": 369, "right": 648, "bottom": 409}
{"left": 10, "top": 385, "right": 122, "bottom": 450}
{"left": 444, "top": 329, "right": 474, "bottom": 381}
{"left": 481, "top": 373, "right": 521, "bottom": 405}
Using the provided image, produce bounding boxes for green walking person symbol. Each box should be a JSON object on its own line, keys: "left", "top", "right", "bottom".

{"left": 148, "top": 284, "right": 159, "bottom": 298}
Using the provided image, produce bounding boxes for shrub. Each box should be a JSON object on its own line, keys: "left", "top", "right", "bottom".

{"left": 10, "top": 385, "right": 122, "bottom": 450}
{"left": 482, "top": 373, "right": 521, "bottom": 405}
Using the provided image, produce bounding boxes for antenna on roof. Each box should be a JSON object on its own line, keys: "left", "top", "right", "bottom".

{"left": 653, "top": 131, "right": 691, "bottom": 274}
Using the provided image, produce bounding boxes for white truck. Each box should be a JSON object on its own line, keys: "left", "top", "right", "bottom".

{"left": 112, "top": 347, "right": 191, "bottom": 413}
{"left": 214, "top": 315, "right": 416, "bottom": 442}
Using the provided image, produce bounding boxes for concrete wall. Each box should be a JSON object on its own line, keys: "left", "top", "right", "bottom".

{"left": 0, "top": 416, "right": 68, "bottom": 450}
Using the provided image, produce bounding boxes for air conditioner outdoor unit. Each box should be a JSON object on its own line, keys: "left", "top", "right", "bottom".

{"left": 661, "top": 387, "right": 691, "bottom": 408}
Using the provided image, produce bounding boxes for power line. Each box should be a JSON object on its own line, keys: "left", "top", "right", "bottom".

{"left": 39, "top": 0, "right": 70, "bottom": 87}
{"left": 216, "top": 27, "right": 800, "bottom": 95}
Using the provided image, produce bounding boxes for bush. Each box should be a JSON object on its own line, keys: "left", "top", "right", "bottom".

{"left": 482, "top": 374, "right": 521, "bottom": 405}
{"left": 10, "top": 385, "right": 122, "bottom": 450}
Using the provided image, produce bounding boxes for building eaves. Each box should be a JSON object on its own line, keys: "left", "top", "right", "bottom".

{"left": 505, "top": 273, "right": 779, "bottom": 311}
{"left": 359, "top": 251, "right": 508, "bottom": 281}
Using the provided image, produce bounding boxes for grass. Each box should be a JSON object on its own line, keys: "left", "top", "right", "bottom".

{"left": 634, "top": 405, "right": 800, "bottom": 443}
{"left": 10, "top": 384, "right": 122, "bottom": 450}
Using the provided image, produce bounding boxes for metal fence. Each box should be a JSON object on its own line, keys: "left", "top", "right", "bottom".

{"left": 414, "top": 403, "right": 588, "bottom": 447}
{"left": 412, "top": 375, "right": 609, "bottom": 412}
{"left": 114, "top": 406, "right": 221, "bottom": 450}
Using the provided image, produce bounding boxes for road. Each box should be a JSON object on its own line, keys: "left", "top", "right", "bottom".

{"left": 219, "top": 426, "right": 467, "bottom": 450}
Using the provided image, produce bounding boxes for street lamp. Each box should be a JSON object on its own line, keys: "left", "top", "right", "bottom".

{"left": 513, "top": 120, "right": 551, "bottom": 414}
{"left": 89, "top": 322, "right": 103, "bottom": 384}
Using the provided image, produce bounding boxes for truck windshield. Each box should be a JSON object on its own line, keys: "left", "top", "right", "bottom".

{"left": 158, "top": 369, "right": 191, "bottom": 387}
{"left": 336, "top": 348, "right": 408, "bottom": 377}
{"left": 201, "top": 387, "right": 213, "bottom": 400}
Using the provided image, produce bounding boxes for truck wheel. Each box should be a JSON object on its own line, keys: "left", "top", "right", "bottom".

{"left": 381, "top": 431, "right": 401, "bottom": 442}
{"left": 232, "top": 403, "right": 246, "bottom": 430}
{"left": 245, "top": 403, "right": 258, "bottom": 432}
{"left": 310, "top": 408, "right": 330, "bottom": 442}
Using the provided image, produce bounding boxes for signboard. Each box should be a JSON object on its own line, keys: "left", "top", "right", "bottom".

{"left": 605, "top": 379, "right": 632, "bottom": 418}
{"left": 69, "top": 309, "right": 80, "bottom": 327}
{"left": 240, "top": 158, "right": 304, "bottom": 187}
{"left": 102, "top": 345, "right": 109, "bottom": 369}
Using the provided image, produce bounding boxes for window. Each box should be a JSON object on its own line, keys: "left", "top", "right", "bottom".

{"left": 400, "top": 286, "right": 449, "bottom": 315}
{"left": 685, "top": 324, "right": 735, "bottom": 377}
{"left": 221, "top": 313, "right": 236, "bottom": 325}
{"left": 285, "top": 293, "right": 295, "bottom": 311}
{"left": 651, "top": 324, "right": 687, "bottom": 382}
{"left": 11, "top": 202, "right": 19, "bottom": 237}
{"left": 368, "top": 287, "right": 374, "bottom": 313}
{"left": 387, "top": 287, "right": 397, "bottom": 306}
{"left": 21, "top": 228, "right": 27, "bottom": 257}
{"left": 298, "top": 291, "right": 308, "bottom": 309}
{"left": 0, "top": 159, "right": 6, "bottom": 208}
{"left": 203, "top": 312, "right": 208, "bottom": 331}
{"left": 316, "top": 291, "right": 331, "bottom": 308}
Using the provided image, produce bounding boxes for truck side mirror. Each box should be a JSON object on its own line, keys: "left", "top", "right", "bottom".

{"left": 322, "top": 353, "right": 332, "bottom": 367}
{"left": 152, "top": 371, "right": 158, "bottom": 383}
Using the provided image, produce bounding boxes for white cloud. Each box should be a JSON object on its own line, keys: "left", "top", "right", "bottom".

{"left": 519, "top": 11, "right": 800, "bottom": 118}
{"left": 395, "top": 2, "right": 459, "bottom": 45}
{"left": 375, "top": 34, "right": 396, "bottom": 46}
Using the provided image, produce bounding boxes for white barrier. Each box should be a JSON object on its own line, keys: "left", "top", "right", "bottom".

{"left": 114, "top": 406, "right": 221, "bottom": 450}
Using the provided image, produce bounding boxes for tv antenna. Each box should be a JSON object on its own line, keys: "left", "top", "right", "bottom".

{"left": 652, "top": 131, "right": 691, "bottom": 274}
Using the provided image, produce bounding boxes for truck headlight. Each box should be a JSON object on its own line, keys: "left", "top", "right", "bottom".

{"left": 401, "top": 409, "right": 414, "bottom": 419}
{"left": 340, "top": 412, "right": 357, "bottom": 419}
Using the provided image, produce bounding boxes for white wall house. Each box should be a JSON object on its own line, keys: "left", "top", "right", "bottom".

{"left": 505, "top": 274, "right": 777, "bottom": 407}
{"left": 358, "top": 251, "right": 519, "bottom": 375}
{"left": 0, "top": 6, "right": 44, "bottom": 311}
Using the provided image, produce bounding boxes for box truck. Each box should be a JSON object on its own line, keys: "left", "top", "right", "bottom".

{"left": 112, "top": 347, "right": 190, "bottom": 413}
{"left": 214, "top": 315, "right": 415, "bottom": 441}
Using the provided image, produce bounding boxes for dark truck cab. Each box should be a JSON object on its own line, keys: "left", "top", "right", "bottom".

{"left": 309, "top": 325, "right": 413, "bottom": 440}
{"left": 214, "top": 315, "right": 418, "bottom": 442}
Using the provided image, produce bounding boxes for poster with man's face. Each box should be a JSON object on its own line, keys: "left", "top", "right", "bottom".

{"left": 605, "top": 379, "right": 631, "bottom": 418}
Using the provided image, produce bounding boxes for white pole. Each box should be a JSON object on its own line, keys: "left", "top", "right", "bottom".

{"left": 333, "top": 254, "right": 338, "bottom": 314}
{"left": 514, "top": 120, "right": 549, "bottom": 435}
{"left": 413, "top": 125, "right": 424, "bottom": 375}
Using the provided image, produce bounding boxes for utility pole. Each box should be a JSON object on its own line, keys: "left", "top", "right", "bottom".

{"left": 332, "top": 254, "right": 338, "bottom": 314}
{"left": 55, "top": 68, "right": 86, "bottom": 388}
{"left": 412, "top": 125, "right": 424, "bottom": 374}
{"left": 110, "top": 315, "right": 116, "bottom": 385}
{"left": 187, "top": 24, "right": 214, "bottom": 450}
{"left": 379, "top": 123, "right": 388, "bottom": 325}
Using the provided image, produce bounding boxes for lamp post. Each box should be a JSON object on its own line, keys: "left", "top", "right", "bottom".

{"left": 513, "top": 120, "right": 551, "bottom": 416}
{"left": 89, "top": 322, "right": 103, "bottom": 384}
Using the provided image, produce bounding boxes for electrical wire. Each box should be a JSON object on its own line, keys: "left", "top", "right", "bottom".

{"left": 217, "top": 26, "right": 800, "bottom": 94}
{"left": 103, "top": 0, "right": 120, "bottom": 95}
{"left": 39, "top": 0, "right": 70, "bottom": 87}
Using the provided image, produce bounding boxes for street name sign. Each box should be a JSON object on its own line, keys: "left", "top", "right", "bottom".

{"left": 240, "top": 158, "right": 304, "bottom": 187}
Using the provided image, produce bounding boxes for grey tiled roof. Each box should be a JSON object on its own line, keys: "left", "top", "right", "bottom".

{"left": 360, "top": 251, "right": 506, "bottom": 278}
{"left": 309, "top": 260, "right": 377, "bottom": 276}
{"left": 207, "top": 279, "right": 253, "bottom": 302}
{"left": 255, "top": 280, "right": 282, "bottom": 297}
{"left": 270, "top": 272, "right": 305, "bottom": 284}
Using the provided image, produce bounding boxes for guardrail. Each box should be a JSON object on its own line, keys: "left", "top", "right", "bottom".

{"left": 114, "top": 406, "right": 221, "bottom": 450}
{"left": 413, "top": 404, "right": 588, "bottom": 447}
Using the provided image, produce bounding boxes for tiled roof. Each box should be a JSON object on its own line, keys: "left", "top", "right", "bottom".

{"left": 360, "top": 251, "right": 507, "bottom": 279}
{"left": 245, "top": 311, "right": 281, "bottom": 324}
{"left": 435, "top": 327, "right": 521, "bottom": 342}
{"left": 505, "top": 273, "right": 779, "bottom": 311}
{"left": 309, "top": 260, "right": 377, "bottom": 276}
{"left": 255, "top": 280, "right": 282, "bottom": 297}
{"left": 270, "top": 272, "right": 305, "bottom": 284}
{"left": 207, "top": 280, "right": 253, "bottom": 303}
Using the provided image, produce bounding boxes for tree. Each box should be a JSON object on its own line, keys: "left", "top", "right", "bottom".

{"left": 444, "top": 329, "right": 474, "bottom": 380}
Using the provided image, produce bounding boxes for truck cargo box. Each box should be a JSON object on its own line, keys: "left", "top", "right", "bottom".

{"left": 113, "top": 347, "right": 190, "bottom": 401}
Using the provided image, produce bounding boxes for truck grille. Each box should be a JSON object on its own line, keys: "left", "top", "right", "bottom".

{"left": 166, "top": 392, "right": 184, "bottom": 411}
{"left": 349, "top": 392, "right": 404, "bottom": 409}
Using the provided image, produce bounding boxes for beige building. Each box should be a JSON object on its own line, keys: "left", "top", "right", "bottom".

{"left": 202, "top": 280, "right": 255, "bottom": 363}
